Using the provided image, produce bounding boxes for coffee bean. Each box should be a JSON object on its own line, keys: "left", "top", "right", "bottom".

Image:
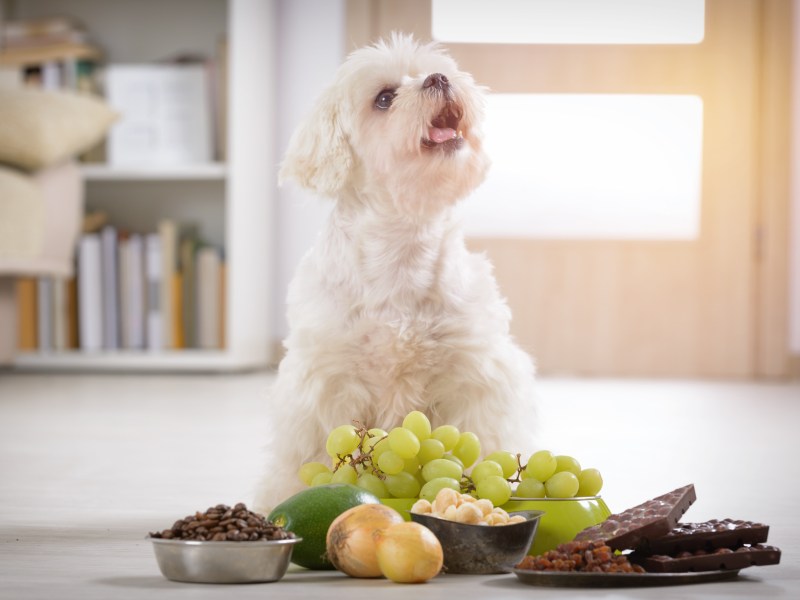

{"left": 149, "top": 503, "right": 295, "bottom": 542}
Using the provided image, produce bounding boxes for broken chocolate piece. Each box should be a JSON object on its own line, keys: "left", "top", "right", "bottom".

{"left": 632, "top": 544, "right": 781, "bottom": 573}
{"left": 573, "top": 484, "right": 696, "bottom": 550}
{"left": 639, "top": 519, "right": 769, "bottom": 555}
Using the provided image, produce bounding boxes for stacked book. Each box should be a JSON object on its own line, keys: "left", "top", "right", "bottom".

{"left": 0, "top": 15, "right": 101, "bottom": 91}
{"left": 16, "top": 219, "right": 226, "bottom": 353}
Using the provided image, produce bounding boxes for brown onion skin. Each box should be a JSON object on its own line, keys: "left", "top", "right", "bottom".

{"left": 326, "top": 503, "right": 404, "bottom": 578}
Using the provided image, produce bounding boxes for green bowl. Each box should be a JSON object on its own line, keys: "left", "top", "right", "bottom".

{"left": 379, "top": 497, "right": 416, "bottom": 519}
{"left": 502, "top": 496, "right": 611, "bottom": 556}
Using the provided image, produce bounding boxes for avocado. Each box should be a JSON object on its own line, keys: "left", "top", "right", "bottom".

{"left": 267, "top": 484, "right": 380, "bottom": 569}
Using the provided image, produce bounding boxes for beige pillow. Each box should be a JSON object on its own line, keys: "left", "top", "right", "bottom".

{"left": 0, "top": 165, "right": 43, "bottom": 259}
{"left": 0, "top": 87, "right": 117, "bottom": 171}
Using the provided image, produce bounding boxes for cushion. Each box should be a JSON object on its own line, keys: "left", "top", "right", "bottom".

{"left": 0, "top": 161, "right": 83, "bottom": 277}
{"left": 0, "top": 165, "right": 43, "bottom": 259}
{"left": 0, "top": 87, "right": 117, "bottom": 171}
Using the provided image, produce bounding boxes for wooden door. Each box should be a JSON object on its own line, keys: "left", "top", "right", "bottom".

{"left": 346, "top": 0, "right": 791, "bottom": 377}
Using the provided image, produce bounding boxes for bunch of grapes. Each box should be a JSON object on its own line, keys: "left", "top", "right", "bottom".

{"left": 297, "top": 411, "right": 603, "bottom": 507}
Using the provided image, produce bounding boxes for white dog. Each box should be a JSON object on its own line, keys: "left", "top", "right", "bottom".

{"left": 254, "top": 34, "right": 537, "bottom": 513}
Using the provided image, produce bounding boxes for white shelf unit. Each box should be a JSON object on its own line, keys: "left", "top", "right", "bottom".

{"left": 11, "top": 0, "right": 275, "bottom": 372}
{"left": 80, "top": 163, "right": 228, "bottom": 181}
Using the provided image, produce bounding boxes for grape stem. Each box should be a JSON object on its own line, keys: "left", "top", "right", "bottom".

{"left": 330, "top": 420, "right": 388, "bottom": 480}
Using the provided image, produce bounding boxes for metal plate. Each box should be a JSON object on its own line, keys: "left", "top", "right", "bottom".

{"left": 512, "top": 568, "right": 741, "bottom": 588}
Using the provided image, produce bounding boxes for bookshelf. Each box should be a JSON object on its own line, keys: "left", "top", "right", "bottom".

{"left": 8, "top": 0, "right": 275, "bottom": 372}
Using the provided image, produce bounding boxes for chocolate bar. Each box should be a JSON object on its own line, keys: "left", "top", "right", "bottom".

{"left": 640, "top": 519, "right": 769, "bottom": 555}
{"left": 573, "top": 484, "right": 696, "bottom": 550}
{"left": 632, "top": 544, "right": 781, "bottom": 573}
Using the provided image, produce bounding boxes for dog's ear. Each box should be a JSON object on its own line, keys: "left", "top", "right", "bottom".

{"left": 279, "top": 91, "right": 354, "bottom": 198}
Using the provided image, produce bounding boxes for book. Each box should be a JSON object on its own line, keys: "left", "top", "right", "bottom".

{"left": 196, "top": 246, "right": 221, "bottom": 349}
{"left": 0, "top": 42, "right": 101, "bottom": 67}
{"left": 36, "top": 277, "right": 53, "bottom": 351}
{"left": 66, "top": 277, "right": 79, "bottom": 349}
{"left": 158, "top": 220, "right": 177, "bottom": 349}
{"left": 179, "top": 232, "right": 200, "bottom": 348}
{"left": 15, "top": 277, "right": 37, "bottom": 350}
{"left": 77, "top": 234, "right": 103, "bottom": 351}
{"left": 105, "top": 63, "right": 213, "bottom": 166}
{"left": 119, "top": 234, "right": 145, "bottom": 349}
{"left": 52, "top": 277, "right": 68, "bottom": 351}
{"left": 219, "top": 261, "right": 227, "bottom": 349}
{"left": 100, "top": 225, "right": 120, "bottom": 349}
{"left": 171, "top": 272, "right": 185, "bottom": 349}
{"left": 144, "top": 233, "right": 162, "bottom": 350}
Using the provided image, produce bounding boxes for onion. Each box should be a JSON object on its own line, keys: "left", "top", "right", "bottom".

{"left": 374, "top": 521, "right": 443, "bottom": 583}
{"left": 326, "top": 503, "right": 404, "bottom": 578}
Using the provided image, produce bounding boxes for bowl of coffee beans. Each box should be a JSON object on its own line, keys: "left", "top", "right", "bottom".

{"left": 147, "top": 502, "right": 300, "bottom": 583}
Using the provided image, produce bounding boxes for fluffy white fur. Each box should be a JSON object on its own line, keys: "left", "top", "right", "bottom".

{"left": 254, "top": 34, "right": 537, "bottom": 513}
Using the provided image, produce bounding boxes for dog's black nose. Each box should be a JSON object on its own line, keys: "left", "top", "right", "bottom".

{"left": 423, "top": 73, "right": 449, "bottom": 90}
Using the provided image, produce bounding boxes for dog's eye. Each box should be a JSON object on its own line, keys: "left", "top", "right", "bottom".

{"left": 374, "top": 89, "right": 396, "bottom": 110}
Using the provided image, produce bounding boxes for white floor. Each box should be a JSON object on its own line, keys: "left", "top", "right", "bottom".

{"left": 0, "top": 371, "right": 798, "bottom": 599}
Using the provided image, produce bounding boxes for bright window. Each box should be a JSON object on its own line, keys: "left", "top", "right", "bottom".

{"left": 459, "top": 94, "right": 704, "bottom": 239}
{"left": 433, "top": 0, "right": 705, "bottom": 45}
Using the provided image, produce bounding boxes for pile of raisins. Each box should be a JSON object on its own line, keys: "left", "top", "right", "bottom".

{"left": 516, "top": 540, "right": 645, "bottom": 573}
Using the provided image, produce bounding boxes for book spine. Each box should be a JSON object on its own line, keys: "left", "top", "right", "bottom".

{"left": 144, "top": 233, "right": 162, "bottom": 350}
{"left": 36, "top": 277, "right": 52, "bottom": 351}
{"left": 16, "top": 277, "right": 37, "bottom": 350}
{"left": 158, "top": 220, "right": 177, "bottom": 349}
{"left": 196, "top": 246, "right": 221, "bottom": 349}
{"left": 77, "top": 234, "right": 103, "bottom": 351}
{"left": 100, "top": 225, "right": 120, "bottom": 349}
{"left": 127, "top": 234, "right": 145, "bottom": 349}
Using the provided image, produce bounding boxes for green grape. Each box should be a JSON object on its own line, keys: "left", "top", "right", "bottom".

{"left": 370, "top": 436, "right": 391, "bottom": 459}
{"left": 417, "top": 438, "right": 445, "bottom": 464}
{"left": 326, "top": 424, "right": 360, "bottom": 457}
{"left": 475, "top": 475, "right": 512, "bottom": 506}
{"left": 387, "top": 427, "right": 420, "bottom": 459}
{"left": 514, "top": 478, "right": 546, "bottom": 498}
{"left": 442, "top": 453, "right": 464, "bottom": 469}
{"left": 431, "top": 425, "right": 460, "bottom": 451}
{"left": 311, "top": 471, "right": 333, "bottom": 487}
{"left": 330, "top": 466, "right": 358, "bottom": 485}
{"left": 364, "top": 428, "right": 388, "bottom": 453}
{"left": 555, "top": 455, "right": 581, "bottom": 476}
{"left": 520, "top": 467, "right": 537, "bottom": 480}
{"left": 402, "top": 411, "right": 432, "bottom": 441}
{"left": 356, "top": 473, "right": 389, "bottom": 497}
{"left": 545, "top": 471, "right": 580, "bottom": 498}
{"left": 298, "top": 462, "right": 330, "bottom": 486}
{"left": 377, "top": 450, "right": 405, "bottom": 475}
{"left": 419, "top": 477, "right": 461, "bottom": 502}
{"left": 402, "top": 456, "right": 420, "bottom": 474}
{"left": 485, "top": 451, "right": 519, "bottom": 478}
{"left": 526, "top": 450, "right": 557, "bottom": 482}
{"left": 470, "top": 460, "right": 504, "bottom": 484}
{"left": 453, "top": 432, "right": 481, "bottom": 468}
{"left": 385, "top": 471, "right": 422, "bottom": 498}
{"left": 421, "top": 458, "right": 463, "bottom": 482}
{"left": 577, "top": 468, "right": 603, "bottom": 496}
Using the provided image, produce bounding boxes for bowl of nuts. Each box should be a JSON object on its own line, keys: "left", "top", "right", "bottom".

{"left": 147, "top": 502, "right": 300, "bottom": 584}
{"left": 409, "top": 489, "right": 544, "bottom": 574}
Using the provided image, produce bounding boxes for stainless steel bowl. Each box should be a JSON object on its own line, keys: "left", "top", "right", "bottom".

{"left": 410, "top": 510, "right": 543, "bottom": 574}
{"left": 147, "top": 536, "right": 302, "bottom": 584}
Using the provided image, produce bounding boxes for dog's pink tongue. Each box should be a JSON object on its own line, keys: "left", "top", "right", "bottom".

{"left": 428, "top": 126, "right": 457, "bottom": 143}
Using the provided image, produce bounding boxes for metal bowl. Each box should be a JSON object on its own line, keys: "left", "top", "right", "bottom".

{"left": 410, "top": 510, "right": 543, "bottom": 574}
{"left": 147, "top": 536, "right": 302, "bottom": 584}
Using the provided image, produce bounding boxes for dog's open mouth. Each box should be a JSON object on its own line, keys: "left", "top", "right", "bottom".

{"left": 422, "top": 102, "right": 464, "bottom": 152}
